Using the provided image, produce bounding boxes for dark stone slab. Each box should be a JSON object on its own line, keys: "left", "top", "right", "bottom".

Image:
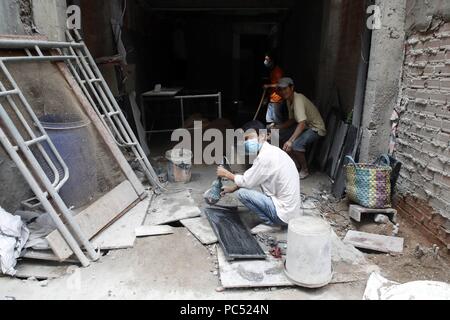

{"left": 205, "top": 207, "right": 266, "bottom": 261}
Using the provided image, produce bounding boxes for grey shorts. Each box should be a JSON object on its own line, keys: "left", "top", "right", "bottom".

{"left": 277, "top": 127, "right": 321, "bottom": 152}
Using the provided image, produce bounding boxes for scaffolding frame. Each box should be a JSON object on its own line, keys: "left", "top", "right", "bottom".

{"left": 0, "top": 32, "right": 162, "bottom": 266}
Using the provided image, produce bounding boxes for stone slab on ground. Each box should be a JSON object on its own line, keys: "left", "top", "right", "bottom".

{"left": 145, "top": 190, "right": 201, "bottom": 225}
{"left": 180, "top": 217, "right": 218, "bottom": 245}
{"left": 92, "top": 198, "right": 149, "bottom": 250}
{"left": 135, "top": 225, "right": 174, "bottom": 237}
{"left": 217, "top": 247, "right": 291, "bottom": 289}
{"left": 12, "top": 261, "right": 71, "bottom": 280}
{"left": 349, "top": 205, "right": 397, "bottom": 223}
{"left": 218, "top": 229, "right": 378, "bottom": 289}
{"left": 344, "top": 230, "right": 404, "bottom": 254}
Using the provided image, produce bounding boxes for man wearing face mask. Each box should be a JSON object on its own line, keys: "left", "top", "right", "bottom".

{"left": 216, "top": 122, "right": 301, "bottom": 227}
{"left": 263, "top": 53, "right": 286, "bottom": 126}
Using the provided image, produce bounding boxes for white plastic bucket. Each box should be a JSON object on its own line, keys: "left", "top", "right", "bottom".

{"left": 284, "top": 216, "right": 332, "bottom": 288}
{"left": 165, "top": 149, "right": 193, "bottom": 183}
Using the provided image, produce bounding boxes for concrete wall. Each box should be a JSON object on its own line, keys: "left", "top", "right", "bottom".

{"left": 394, "top": 9, "right": 450, "bottom": 248}
{"left": 0, "top": 0, "right": 26, "bottom": 35}
{"left": 359, "top": 0, "right": 406, "bottom": 161}
{"left": 32, "top": 0, "right": 67, "bottom": 41}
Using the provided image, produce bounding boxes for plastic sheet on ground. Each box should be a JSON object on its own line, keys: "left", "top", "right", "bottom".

{"left": 363, "top": 272, "right": 450, "bottom": 300}
{"left": 0, "top": 207, "right": 29, "bottom": 276}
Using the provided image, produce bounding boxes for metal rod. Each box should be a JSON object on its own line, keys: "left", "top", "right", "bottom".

{"left": 0, "top": 89, "right": 19, "bottom": 97}
{"left": 180, "top": 98, "right": 185, "bottom": 127}
{"left": 64, "top": 46, "right": 130, "bottom": 147}
{"left": 0, "top": 56, "right": 77, "bottom": 63}
{"left": 174, "top": 93, "right": 221, "bottom": 99}
{"left": 218, "top": 92, "right": 222, "bottom": 118}
{"left": 0, "top": 39, "right": 84, "bottom": 49}
{"left": 0, "top": 112, "right": 90, "bottom": 267}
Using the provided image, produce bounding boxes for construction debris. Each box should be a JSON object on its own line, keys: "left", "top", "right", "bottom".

{"left": 349, "top": 204, "right": 397, "bottom": 223}
{"left": 144, "top": 190, "right": 201, "bottom": 225}
{"left": 180, "top": 217, "right": 218, "bottom": 245}
{"left": 135, "top": 225, "right": 174, "bottom": 238}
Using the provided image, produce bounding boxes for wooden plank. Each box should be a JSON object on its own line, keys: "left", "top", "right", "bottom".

{"left": 135, "top": 225, "right": 174, "bottom": 237}
{"left": 180, "top": 217, "right": 218, "bottom": 245}
{"left": 91, "top": 198, "right": 149, "bottom": 250}
{"left": 14, "top": 261, "right": 70, "bottom": 280}
{"left": 343, "top": 230, "right": 404, "bottom": 254}
{"left": 46, "top": 180, "right": 139, "bottom": 260}
{"left": 21, "top": 250, "right": 78, "bottom": 264}
{"left": 55, "top": 62, "right": 146, "bottom": 198}
{"left": 332, "top": 125, "right": 358, "bottom": 198}
{"left": 144, "top": 190, "right": 201, "bottom": 225}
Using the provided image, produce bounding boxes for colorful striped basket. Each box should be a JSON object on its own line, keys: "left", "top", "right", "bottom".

{"left": 345, "top": 155, "right": 392, "bottom": 209}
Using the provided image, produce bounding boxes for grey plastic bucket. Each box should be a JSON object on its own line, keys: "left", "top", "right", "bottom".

{"left": 284, "top": 216, "right": 332, "bottom": 288}
{"left": 37, "top": 114, "right": 97, "bottom": 209}
{"left": 165, "top": 149, "right": 192, "bottom": 183}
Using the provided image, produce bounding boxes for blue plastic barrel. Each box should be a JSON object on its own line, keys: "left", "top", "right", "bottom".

{"left": 37, "top": 114, "right": 97, "bottom": 209}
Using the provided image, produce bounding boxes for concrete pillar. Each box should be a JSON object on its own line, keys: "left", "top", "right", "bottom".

{"left": 359, "top": 0, "right": 406, "bottom": 161}
{"left": 0, "top": 0, "right": 25, "bottom": 35}
{"left": 32, "top": 0, "right": 67, "bottom": 41}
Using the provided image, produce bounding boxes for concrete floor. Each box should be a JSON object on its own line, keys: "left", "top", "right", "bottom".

{"left": 0, "top": 165, "right": 367, "bottom": 300}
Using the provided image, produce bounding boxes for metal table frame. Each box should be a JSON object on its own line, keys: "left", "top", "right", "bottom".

{"left": 141, "top": 91, "right": 222, "bottom": 134}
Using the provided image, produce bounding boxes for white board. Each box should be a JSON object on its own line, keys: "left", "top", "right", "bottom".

{"left": 144, "top": 190, "right": 201, "bottom": 226}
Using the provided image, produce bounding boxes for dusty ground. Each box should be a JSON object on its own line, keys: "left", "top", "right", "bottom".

{"left": 320, "top": 197, "right": 450, "bottom": 284}
{"left": 0, "top": 161, "right": 449, "bottom": 300}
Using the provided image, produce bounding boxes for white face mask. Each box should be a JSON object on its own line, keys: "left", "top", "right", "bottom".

{"left": 264, "top": 59, "right": 273, "bottom": 68}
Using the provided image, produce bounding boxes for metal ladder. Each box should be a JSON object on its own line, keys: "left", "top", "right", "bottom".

{"left": 0, "top": 59, "right": 99, "bottom": 267}
{"left": 62, "top": 30, "right": 164, "bottom": 191}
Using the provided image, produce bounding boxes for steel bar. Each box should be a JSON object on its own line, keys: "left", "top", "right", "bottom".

{"left": 63, "top": 47, "right": 131, "bottom": 147}
{"left": 0, "top": 56, "right": 77, "bottom": 63}
{"left": 0, "top": 111, "right": 90, "bottom": 267}
{"left": 0, "top": 89, "right": 19, "bottom": 97}
{"left": 0, "top": 39, "right": 83, "bottom": 49}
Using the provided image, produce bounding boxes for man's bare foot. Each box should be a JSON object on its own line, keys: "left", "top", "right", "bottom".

{"left": 299, "top": 170, "right": 310, "bottom": 180}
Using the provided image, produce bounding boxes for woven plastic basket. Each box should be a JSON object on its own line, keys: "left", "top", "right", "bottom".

{"left": 345, "top": 155, "right": 392, "bottom": 209}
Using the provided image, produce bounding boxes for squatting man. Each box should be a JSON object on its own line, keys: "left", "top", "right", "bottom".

{"left": 217, "top": 123, "right": 301, "bottom": 227}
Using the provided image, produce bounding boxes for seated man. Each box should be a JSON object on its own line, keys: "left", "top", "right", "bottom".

{"left": 217, "top": 123, "right": 301, "bottom": 227}
{"left": 273, "top": 77, "right": 327, "bottom": 180}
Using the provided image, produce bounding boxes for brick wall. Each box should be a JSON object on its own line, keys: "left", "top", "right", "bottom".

{"left": 396, "top": 22, "right": 450, "bottom": 249}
